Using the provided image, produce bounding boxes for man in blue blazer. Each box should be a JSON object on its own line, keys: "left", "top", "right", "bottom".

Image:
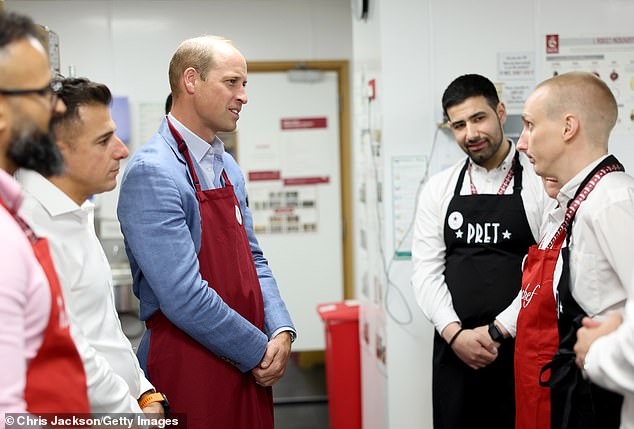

{"left": 117, "top": 35, "right": 295, "bottom": 429}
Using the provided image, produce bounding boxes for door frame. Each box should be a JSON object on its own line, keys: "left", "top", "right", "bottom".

{"left": 247, "top": 60, "right": 353, "bottom": 299}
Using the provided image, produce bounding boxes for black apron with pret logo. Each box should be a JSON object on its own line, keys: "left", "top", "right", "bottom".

{"left": 539, "top": 155, "right": 624, "bottom": 429}
{"left": 432, "top": 150, "right": 535, "bottom": 429}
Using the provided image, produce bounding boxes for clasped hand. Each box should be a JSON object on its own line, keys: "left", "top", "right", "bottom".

{"left": 450, "top": 325, "right": 500, "bottom": 370}
{"left": 252, "top": 331, "right": 293, "bottom": 387}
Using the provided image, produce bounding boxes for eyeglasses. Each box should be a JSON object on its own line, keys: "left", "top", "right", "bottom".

{"left": 0, "top": 80, "right": 63, "bottom": 106}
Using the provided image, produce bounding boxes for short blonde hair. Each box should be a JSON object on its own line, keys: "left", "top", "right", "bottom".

{"left": 538, "top": 72, "right": 617, "bottom": 142}
{"left": 168, "top": 35, "right": 235, "bottom": 97}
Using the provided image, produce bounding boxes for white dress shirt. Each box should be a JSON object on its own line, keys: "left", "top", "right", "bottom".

{"left": 411, "top": 142, "right": 547, "bottom": 334}
{"left": 498, "top": 154, "right": 634, "bottom": 428}
{"left": 552, "top": 155, "right": 634, "bottom": 429}
{"left": 16, "top": 169, "right": 153, "bottom": 413}
{"left": 499, "top": 155, "right": 632, "bottom": 335}
{"left": 586, "top": 299, "right": 634, "bottom": 429}
{"left": 168, "top": 113, "right": 225, "bottom": 189}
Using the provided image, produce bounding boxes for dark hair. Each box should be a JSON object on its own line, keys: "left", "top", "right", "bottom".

{"left": 441, "top": 74, "right": 499, "bottom": 121}
{"left": 51, "top": 77, "right": 112, "bottom": 131}
{"left": 165, "top": 93, "right": 172, "bottom": 114}
{"left": 0, "top": 12, "right": 38, "bottom": 49}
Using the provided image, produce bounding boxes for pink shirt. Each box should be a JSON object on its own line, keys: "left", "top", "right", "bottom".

{"left": 0, "top": 169, "right": 50, "bottom": 422}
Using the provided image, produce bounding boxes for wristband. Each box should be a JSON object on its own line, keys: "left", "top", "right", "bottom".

{"left": 448, "top": 327, "right": 464, "bottom": 347}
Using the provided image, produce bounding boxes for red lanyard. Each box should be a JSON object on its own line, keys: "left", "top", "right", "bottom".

{"left": 467, "top": 157, "right": 516, "bottom": 195}
{"left": 546, "top": 163, "right": 624, "bottom": 249}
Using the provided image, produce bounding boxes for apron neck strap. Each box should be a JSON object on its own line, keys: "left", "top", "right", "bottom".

{"left": 547, "top": 155, "right": 624, "bottom": 248}
{"left": 511, "top": 150, "right": 523, "bottom": 192}
{"left": 221, "top": 169, "right": 232, "bottom": 187}
{"left": 454, "top": 158, "right": 470, "bottom": 195}
{"left": 166, "top": 116, "right": 202, "bottom": 193}
{"left": 456, "top": 147, "right": 520, "bottom": 196}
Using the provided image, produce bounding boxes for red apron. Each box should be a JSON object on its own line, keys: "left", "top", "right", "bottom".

{"left": 146, "top": 119, "right": 272, "bottom": 429}
{"left": 0, "top": 201, "right": 89, "bottom": 413}
{"left": 515, "top": 158, "right": 625, "bottom": 429}
{"left": 514, "top": 234, "right": 562, "bottom": 429}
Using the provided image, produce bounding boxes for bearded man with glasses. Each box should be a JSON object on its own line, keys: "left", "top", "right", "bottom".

{"left": 0, "top": 11, "right": 88, "bottom": 421}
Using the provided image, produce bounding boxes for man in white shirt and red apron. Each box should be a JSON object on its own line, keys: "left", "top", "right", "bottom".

{"left": 17, "top": 77, "right": 169, "bottom": 416}
{"left": 0, "top": 11, "right": 89, "bottom": 420}
{"left": 412, "top": 74, "right": 547, "bottom": 429}
{"left": 513, "top": 72, "right": 631, "bottom": 429}
{"left": 118, "top": 36, "right": 295, "bottom": 429}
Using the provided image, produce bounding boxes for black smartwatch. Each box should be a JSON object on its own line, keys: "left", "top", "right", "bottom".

{"left": 488, "top": 322, "right": 505, "bottom": 343}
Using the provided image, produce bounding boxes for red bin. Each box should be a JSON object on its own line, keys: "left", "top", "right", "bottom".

{"left": 317, "top": 301, "right": 362, "bottom": 429}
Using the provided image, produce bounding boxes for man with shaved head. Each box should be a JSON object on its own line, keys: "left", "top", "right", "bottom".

{"left": 118, "top": 36, "right": 295, "bottom": 428}
{"left": 512, "top": 71, "right": 634, "bottom": 428}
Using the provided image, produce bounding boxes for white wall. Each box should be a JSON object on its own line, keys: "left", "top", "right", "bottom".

{"left": 352, "top": 0, "right": 634, "bottom": 428}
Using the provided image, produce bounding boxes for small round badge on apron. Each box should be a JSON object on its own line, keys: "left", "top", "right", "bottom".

{"left": 235, "top": 205, "right": 243, "bottom": 225}
{"left": 447, "top": 211, "right": 463, "bottom": 230}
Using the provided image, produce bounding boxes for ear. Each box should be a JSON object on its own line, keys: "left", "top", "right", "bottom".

{"left": 54, "top": 129, "right": 72, "bottom": 157}
{"left": 496, "top": 101, "right": 507, "bottom": 125}
{"left": 183, "top": 67, "right": 198, "bottom": 95}
{"left": 562, "top": 113, "right": 580, "bottom": 142}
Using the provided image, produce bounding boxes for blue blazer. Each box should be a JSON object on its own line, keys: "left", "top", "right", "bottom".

{"left": 117, "top": 118, "right": 294, "bottom": 373}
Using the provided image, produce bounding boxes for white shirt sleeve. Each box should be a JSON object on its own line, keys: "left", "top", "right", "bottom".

{"left": 411, "top": 173, "right": 460, "bottom": 334}
{"left": 581, "top": 187, "right": 634, "bottom": 396}
{"left": 138, "top": 370, "right": 154, "bottom": 398}
{"left": 584, "top": 300, "right": 634, "bottom": 396}
{"left": 69, "top": 322, "right": 143, "bottom": 413}
{"left": 496, "top": 291, "right": 521, "bottom": 337}
{"left": 51, "top": 237, "right": 143, "bottom": 413}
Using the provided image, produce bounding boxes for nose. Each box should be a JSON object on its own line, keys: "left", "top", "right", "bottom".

{"left": 465, "top": 121, "right": 478, "bottom": 141}
{"left": 237, "top": 86, "right": 248, "bottom": 105}
{"left": 114, "top": 135, "right": 129, "bottom": 159}
{"left": 517, "top": 128, "right": 528, "bottom": 152}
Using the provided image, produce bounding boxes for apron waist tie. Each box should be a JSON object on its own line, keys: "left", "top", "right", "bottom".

{"left": 540, "top": 349, "right": 579, "bottom": 429}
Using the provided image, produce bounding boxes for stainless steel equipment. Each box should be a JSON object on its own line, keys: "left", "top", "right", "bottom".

{"left": 111, "top": 262, "right": 138, "bottom": 314}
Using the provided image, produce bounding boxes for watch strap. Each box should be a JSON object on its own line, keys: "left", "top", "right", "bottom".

{"left": 138, "top": 392, "right": 168, "bottom": 411}
{"left": 488, "top": 322, "right": 505, "bottom": 342}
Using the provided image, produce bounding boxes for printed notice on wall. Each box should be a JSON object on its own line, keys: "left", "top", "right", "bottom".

{"left": 542, "top": 34, "right": 634, "bottom": 134}
{"left": 248, "top": 182, "right": 319, "bottom": 234}
{"left": 498, "top": 52, "right": 535, "bottom": 80}
{"left": 391, "top": 155, "right": 427, "bottom": 260}
{"left": 497, "top": 52, "right": 536, "bottom": 114}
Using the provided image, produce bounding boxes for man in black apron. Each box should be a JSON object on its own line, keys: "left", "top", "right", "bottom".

{"left": 516, "top": 71, "right": 633, "bottom": 429}
{"left": 411, "top": 74, "right": 547, "bottom": 429}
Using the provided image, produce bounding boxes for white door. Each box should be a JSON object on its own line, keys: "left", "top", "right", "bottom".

{"left": 237, "top": 70, "right": 344, "bottom": 350}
